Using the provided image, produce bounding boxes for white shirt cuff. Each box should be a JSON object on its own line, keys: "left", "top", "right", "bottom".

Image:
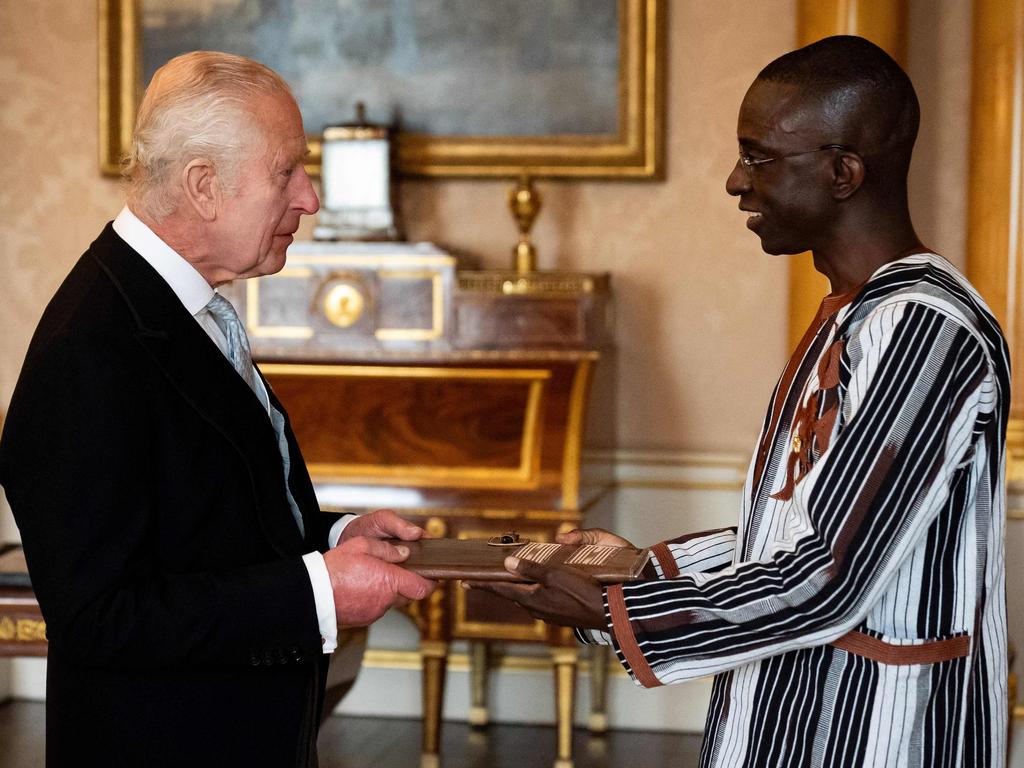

{"left": 302, "top": 551, "right": 338, "bottom": 654}
{"left": 329, "top": 514, "right": 358, "bottom": 548}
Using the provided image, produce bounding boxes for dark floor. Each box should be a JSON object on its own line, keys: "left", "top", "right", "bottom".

{"left": 0, "top": 701, "right": 703, "bottom": 767}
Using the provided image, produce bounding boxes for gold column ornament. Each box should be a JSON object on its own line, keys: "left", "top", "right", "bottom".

{"left": 966, "top": 0, "right": 1024, "bottom": 485}
{"left": 789, "top": 0, "right": 909, "bottom": 351}
{"left": 509, "top": 174, "right": 542, "bottom": 273}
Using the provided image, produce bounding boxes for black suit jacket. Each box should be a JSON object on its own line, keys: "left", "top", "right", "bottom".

{"left": 0, "top": 224, "right": 341, "bottom": 767}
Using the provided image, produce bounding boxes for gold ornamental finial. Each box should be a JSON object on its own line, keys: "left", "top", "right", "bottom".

{"left": 508, "top": 174, "right": 542, "bottom": 273}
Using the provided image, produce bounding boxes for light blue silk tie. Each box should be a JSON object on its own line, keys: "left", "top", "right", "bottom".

{"left": 204, "top": 293, "right": 257, "bottom": 392}
{"left": 204, "top": 293, "right": 305, "bottom": 537}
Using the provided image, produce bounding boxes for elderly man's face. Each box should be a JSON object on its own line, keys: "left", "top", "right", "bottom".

{"left": 726, "top": 80, "right": 840, "bottom": 255}
{"left": 208, "top": 92, "right": 319, "bottom": 283}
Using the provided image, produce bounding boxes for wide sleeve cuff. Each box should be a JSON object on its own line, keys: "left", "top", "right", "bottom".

{"left": 650, "top": 527, "right": 737, "bottom": 579}
{"left": 606, "top": 583, "right": 661, "bottom": 688}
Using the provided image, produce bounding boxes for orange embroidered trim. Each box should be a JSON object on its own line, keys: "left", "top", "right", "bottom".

{"left": 607, "top": 584, "right": 661, "bottom": 688}
{"left": 650, "top": 543, "right": 680, "bottom": 579}
{"left": 754, "top": 285, "right": 859, "bottom": 502}
{"left": 830, "top": 630, "right": 970, "bottom": 665}
{"left": 772, "top": 338, "right": 846, "bottom": 502}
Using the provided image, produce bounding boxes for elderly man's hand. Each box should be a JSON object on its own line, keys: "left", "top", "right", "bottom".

{"left": 465, "top": 556, "right": 608, "bottom": 630}
{"left": 340, "top": 508, "right": 429, "bottom": 543}
{"left": 324, "top": 536, "right": 436, "bottom": 628}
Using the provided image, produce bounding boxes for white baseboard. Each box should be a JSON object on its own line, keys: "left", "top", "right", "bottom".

{"left": 7, "top": 657, "right": 44, "bottom": 701}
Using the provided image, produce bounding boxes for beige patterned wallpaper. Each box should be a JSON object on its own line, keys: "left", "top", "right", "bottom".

{"left": 0, "top": 1, "right": 970, "bottom": 458}
{"left": 0, "top": 4, "right": 124, "bottom": 404}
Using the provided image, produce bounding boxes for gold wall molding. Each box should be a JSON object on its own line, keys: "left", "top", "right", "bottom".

{"left": 583, "top": 448, "right": 1024, "bottom": 520}
{"left": 787, "top": 0, "right": 909, "bottom": 351}
{"left": 583, "top": 448, "right": 749, "bottom": 492}
{"left": 615, "top": 478, "right": 745, "bottom": 492}
{"left": 967, "top": 0, "right": 1024, "bottom": 484}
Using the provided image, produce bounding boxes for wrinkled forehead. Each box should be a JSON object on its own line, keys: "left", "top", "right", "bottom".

{"left": 737, "top": 79, "right": 839, "bottom": 148}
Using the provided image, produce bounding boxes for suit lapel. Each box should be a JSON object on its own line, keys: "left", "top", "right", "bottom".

{"left": 90, "top": 225, "right": 306, "bottom": 556}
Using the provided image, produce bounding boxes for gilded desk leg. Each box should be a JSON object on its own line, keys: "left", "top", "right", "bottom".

{"left": 587, "top": 644, "right": 609, "bottom": 734}
{"left": 420, "top": 638, "right": 448, "bottom": 768}
{"left": 419, "top": 563, "right": 449, "bottom": 768}
{"left": 419, "top": 517, "right": 449, "bottom": 768}
{"left": 468, "top": 640, "right": 490, "bottom": 728}
{"left": 552, "top": 645, "right": 578, "bottom": 768}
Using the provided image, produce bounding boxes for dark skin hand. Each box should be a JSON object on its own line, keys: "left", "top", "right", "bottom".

{"left": 464, "top": 528, "right": 634, "bottom": 631}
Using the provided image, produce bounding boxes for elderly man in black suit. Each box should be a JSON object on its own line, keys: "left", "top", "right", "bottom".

{"left": 0, "top": 51, "right": 434, "bottom": 767}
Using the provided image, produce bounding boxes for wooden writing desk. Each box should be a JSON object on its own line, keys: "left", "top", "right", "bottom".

{"left": 229, "top": 242, "right": 614, "bottom": 768}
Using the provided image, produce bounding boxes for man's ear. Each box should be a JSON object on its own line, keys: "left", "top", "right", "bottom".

{"left": 181, "top": 159, "right": 219, "bottom": 221}
{"left": 832, "top": 151, "right": 865, "bottom": 201}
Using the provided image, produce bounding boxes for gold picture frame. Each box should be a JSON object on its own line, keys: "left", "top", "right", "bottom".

{"left": 98, "top": 0, "right": 664, "bottom": 179}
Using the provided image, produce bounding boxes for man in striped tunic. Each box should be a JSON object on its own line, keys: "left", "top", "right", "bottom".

{"left": 472, "top": 36, "right": 1010, "bottom": 767}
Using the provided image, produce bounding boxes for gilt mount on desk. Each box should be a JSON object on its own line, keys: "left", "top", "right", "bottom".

{"left": 220, "top": 242, "right": 610, "bottom": 356}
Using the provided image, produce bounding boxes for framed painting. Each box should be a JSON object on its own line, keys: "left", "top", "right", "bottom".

{"left": 99, "top": 0, "right": 664, "bottom": 178}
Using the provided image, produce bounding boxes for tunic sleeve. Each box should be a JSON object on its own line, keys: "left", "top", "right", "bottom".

{"left": 649, "top": 527, "right": 738, "bottom": 578}
{"left": 603, "top": 301, "right": 997, "bottom": 687}
{"left": 574, "top": 526, "right": 738, "bottom": 647}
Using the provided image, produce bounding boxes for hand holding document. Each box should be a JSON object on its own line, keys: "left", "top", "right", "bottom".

{"left": 324, "top": 537, "right": 436, "bottom": 628}
{"left": 341, "top": 508, "right": 430, "bottom": 543}
{"left": 392, "top": 528, "right": 648, "bottom": 631}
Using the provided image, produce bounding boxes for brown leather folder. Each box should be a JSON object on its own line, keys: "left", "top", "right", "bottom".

{"left": 395, "top": 538, "right": 650, "bottom": 583}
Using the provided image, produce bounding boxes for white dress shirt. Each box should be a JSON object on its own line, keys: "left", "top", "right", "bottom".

{"left": 112, "top": 206, "right": 348, "bottom": 653}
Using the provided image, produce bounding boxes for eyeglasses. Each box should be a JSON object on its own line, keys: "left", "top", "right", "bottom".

{"left": 738, "top": 144, "right": 851, "bottom": 168}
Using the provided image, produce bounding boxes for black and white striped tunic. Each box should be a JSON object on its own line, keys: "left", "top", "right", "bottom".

{"left": 581, "top": 253, "right": 1010, "bottom": 767}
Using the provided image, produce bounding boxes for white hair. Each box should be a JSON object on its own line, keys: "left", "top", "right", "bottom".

{"left": 124, "top": 51, "right": 295, "bottom": 221}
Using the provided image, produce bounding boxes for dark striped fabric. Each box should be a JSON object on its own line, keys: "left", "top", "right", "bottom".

{"left": 579, "top": 254, "right": 1010, "bottom": 767}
